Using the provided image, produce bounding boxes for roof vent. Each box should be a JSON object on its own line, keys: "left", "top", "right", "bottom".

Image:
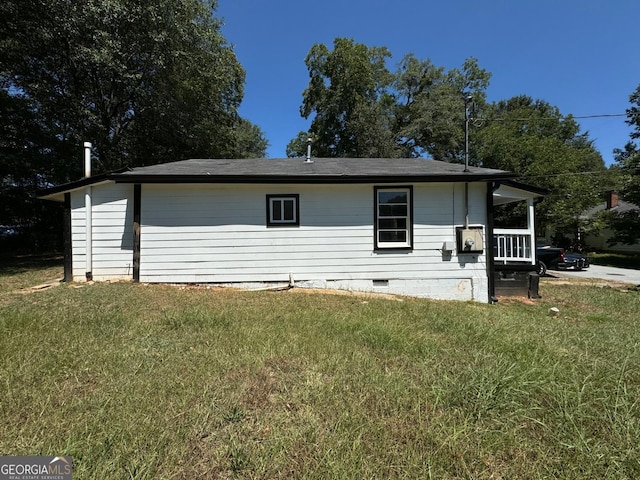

{"left": 305, "top": 137, "right": 313, "bottom": 163}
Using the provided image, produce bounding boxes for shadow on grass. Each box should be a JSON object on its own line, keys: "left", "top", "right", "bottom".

{"left": 0, "top": 253, "right": 64, "bottom": 275}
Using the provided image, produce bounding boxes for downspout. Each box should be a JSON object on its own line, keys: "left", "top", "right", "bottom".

{"left": 464, "top": 183, "right": 469, "bottom": 228}
{"left": 84, "top": 142, "right": 93, "bottom": 281}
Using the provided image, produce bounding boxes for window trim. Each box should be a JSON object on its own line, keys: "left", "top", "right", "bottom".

{"left": 266, "top": 194, "right": 300, "bottom": 227}
{"left": 374, "top": 186, "right": 413, "bottom": 250}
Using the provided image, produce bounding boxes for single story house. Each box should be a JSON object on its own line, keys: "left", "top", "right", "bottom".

{"left": 582, "top": 191, "right": 640, "bottom": 253}
{"left": 40, "top": 152, "right": 544, "bottom": 302}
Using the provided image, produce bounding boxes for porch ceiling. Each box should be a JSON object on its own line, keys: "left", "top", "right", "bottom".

{"left": 493, "top": 181, "right": 546, "bottom": 206}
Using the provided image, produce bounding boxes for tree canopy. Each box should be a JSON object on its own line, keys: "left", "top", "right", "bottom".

{"left": 0, "top": 0, "right": 267, "bottom": 176}
{"left": 288, "top": 38, "right": 396, "bottom": 158}
{"left": 615, "top": 85, "right": 640, "bottom": 207}
{"left": 287, "top": 38, "right": 491, "bottom": 160}
{"left": 606, "top": 85, "right": 640, "bottom": 245}
{"left": 393, "top": 55, "right": 490, "bottom": 160}
{"left": 472, "top": 95, "right": 609, "bottom": 243}
{"left": 0, "top": 0, "right": 267, "bottom": 250}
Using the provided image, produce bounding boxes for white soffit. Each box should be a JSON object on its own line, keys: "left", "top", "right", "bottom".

{"left": 493, "top": 184, "right": 543, "bottom": 206}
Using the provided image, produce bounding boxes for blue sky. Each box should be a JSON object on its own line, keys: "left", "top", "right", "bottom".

{"left": 217, "top": 0, "right": 639, "bottom": 165}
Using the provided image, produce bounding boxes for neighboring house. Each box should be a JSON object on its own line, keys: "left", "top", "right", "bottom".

{"left": 40, "top": 153, "right": 543, "bottom": 302}
{"left": 583, "top": 191, "right": 640, "bottom": 253}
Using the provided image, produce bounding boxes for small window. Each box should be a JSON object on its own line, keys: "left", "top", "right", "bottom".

{"left": 267, "top": 194, "right": 299, "bottom": 227}
{"left": 374, "top": 186, "right": 412, "bottom": 249}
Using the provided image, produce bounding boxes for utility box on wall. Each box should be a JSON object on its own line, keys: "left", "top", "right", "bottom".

{"left": 456, "top": 227, "right": 484, "bottom": 254}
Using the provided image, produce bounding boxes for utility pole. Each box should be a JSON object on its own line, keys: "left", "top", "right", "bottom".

{"left": 464, "top": 94, "right": 473, "bottom": 173}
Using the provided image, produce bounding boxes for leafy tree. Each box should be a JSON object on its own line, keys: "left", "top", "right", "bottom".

{"left": 288, "top": 98, "right": 398, "bottom": 159}
{"left": 232, "top": 118, "right": 270, "bottom": 159}
{"left": 0, "top": 0, "right": 267, "bottom": 174}
{"left": 473, "top": 96, "right": 609, "bottom": 245}
{"left": 0, "top": 89, "right": 61, "bottom": 249}
{"left": 288, "top": 38, "right": 395, "bottom": 158}
{"left": 393, "top": 55, "right": 491, "bottom": 160}
{"left": 615, "top": 86, "right": 640, "bottom": 207}
{"left": 288, "top": 38, "right": 491, "bottom": 160}
{"left": 286, "top": 132, "right": 312, "bottom": 159}
{"left": 0, "top": 0, "right": 267, "bottom": 250}
{"left": 606, "top": 85, "right": 640, "bottom": 244}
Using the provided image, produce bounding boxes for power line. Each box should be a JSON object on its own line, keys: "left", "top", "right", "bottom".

{"left": 572, "top": 113, "right": 627, "bottom": 119}
{"left": 519, "top": 169, "right": 640, "bottom": 180}
{"left": 489, "top": 113, "right": 627, "bottom": 122}
{"left": 523, "top": 170, "right": 613, "bottom": 179}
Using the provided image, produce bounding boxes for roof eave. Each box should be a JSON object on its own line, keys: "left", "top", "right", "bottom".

{"left": 37, "top": 168, "right": 129, "bottom": 201}
{"left": 38, "top": 167, "right": 515, "bottom": 200}
{"left": 38, "top": 179, "right": 115, "bottom": 201}
{"left": 499, "top": 179, "right": 548, "bottom": 196}
{"left": 113, "top": 172, "right": 515, "bottom": 184}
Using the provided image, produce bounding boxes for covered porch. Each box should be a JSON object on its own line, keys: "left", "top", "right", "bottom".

{"left": 490, "top": 181, "right": 546, "bottom": 298}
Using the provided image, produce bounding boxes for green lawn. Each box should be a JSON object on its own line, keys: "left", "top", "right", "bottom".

{"left": 1, "top": 260, "right": 639, "bottom": 479}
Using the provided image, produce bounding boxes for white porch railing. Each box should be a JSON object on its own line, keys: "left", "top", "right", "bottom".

{"left": 493, "top": 229, "right": 536, "bottom": 264}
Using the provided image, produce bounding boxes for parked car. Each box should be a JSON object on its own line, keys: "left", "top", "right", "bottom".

{"left": 536, "top": 244, "right": 590, "bottom": 276}
{"left": 0, "top": 225, "right": 19, "bottom": 237}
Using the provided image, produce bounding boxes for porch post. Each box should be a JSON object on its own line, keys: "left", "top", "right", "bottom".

{"left": 486, "top": 182, "right": 498, "bottom": 302}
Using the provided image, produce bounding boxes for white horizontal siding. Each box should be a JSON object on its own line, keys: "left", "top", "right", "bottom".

{"left": 70, "top": 183, "right": 134, "bottom": 281}
{"left": 139, "top": 183, "right": 489, "bottom": 301}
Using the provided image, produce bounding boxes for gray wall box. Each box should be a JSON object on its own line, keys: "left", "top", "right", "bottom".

{"left": 456, "top": 226, "right": 484, "bottom": 254}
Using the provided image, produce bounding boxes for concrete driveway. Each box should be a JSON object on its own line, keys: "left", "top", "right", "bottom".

{"left": 549, "top": 264, "right": 640, "bottom": 285}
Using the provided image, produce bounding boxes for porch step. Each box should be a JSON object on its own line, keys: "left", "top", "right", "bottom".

{"left": 494, "top": 268, "right": 540, "bottom": 299}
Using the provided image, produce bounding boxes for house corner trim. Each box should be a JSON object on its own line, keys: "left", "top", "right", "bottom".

{"left": 133, "top": 184, "right": 141, "bottom": 282}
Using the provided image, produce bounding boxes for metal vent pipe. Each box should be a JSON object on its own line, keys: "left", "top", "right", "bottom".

{"left": 84, "top": 142, "right": 93, "bottom": 280}
{"left": 305, "top": 137, "right": 313, "bottom": 163}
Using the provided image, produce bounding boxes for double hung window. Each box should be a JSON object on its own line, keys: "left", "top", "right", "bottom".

{"left": 374, "top": 186, "right": 412, "bottom": 249}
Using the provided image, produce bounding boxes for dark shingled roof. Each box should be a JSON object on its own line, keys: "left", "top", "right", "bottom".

{"left": 40, "top": 157, "right": 515, "bottom": 200}
{"left": 583, "top": 199, "right": 640, "bottom": 218}
{"left": 116, "top": 157, "right": 514, "bottom": 183}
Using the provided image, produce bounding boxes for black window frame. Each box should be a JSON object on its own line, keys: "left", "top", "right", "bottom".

{"left": 374, "top": 186, "right": 413, "bottom": 250}
{"left": 266, "top": 194, "right": 300, "bottom": 227}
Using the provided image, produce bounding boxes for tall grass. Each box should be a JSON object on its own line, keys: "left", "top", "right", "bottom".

{"left": 0, "top": 262, "right": 638, "bottom": 478}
